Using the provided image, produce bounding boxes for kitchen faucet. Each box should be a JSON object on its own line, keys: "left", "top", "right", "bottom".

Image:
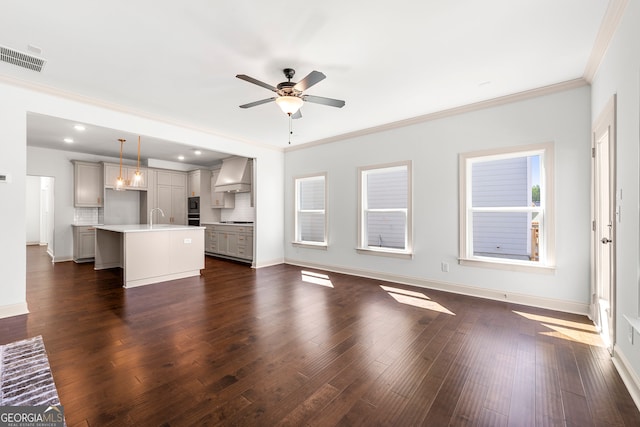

{"left": 149, "top": 208, "right": 165, "bottom": 227}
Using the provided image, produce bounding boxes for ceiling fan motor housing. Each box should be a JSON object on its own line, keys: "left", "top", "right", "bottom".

{"left": 277, "top": 81, "right": 299, "bottom": 97}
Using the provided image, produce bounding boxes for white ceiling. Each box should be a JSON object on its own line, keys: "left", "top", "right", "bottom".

{"left": 1, "top": 1, "right": 612, "bottom": 159}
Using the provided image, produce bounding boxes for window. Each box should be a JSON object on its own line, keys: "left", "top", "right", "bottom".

{"left": 294, "top": 174, "right": 327, "bottom": 247}
{"left": 459, "top": 143, "right": 555, "bottom": 270}
{"left": 357, "top": 161, "right": 412, "bottom": 258}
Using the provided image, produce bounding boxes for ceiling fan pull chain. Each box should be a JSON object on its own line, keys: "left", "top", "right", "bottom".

{"left": 288, "top": 114, "right": 292, "bottom": 144}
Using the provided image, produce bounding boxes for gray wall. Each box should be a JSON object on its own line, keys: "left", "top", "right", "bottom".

{"left": 284, "top": 84, "right": 591, "bottom": 310}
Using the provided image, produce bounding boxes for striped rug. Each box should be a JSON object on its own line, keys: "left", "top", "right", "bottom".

{"left": 0, "top": 335, "right": 62, "bottom": 407}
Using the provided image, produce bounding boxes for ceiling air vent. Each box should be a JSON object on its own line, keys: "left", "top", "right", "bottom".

{"left": 0, "top": 45, "right": 46, "bottom": 72}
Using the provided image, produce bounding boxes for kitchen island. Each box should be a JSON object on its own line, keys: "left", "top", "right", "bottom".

{"left": 94, "top": 224, "right": 205, "bottom": 288}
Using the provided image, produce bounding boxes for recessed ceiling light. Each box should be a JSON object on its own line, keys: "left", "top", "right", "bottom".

{"left": 63, "top": 138, "right": 73, "bottom": 143}
{"left": 178, "top": 155, "right": 185, "bottom": 161}
{"left": 74, "top": 124, "right": 86, "bottom": 131}
{"left": 194, "top": 150, "right": 202, "bottom": 156}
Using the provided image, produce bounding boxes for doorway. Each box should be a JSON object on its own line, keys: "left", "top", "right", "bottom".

{"left": 591, "top": 95, "right": 616, "bottom": 352}
{"left": 26, "top": 175, "right": 55, "bottom": 259}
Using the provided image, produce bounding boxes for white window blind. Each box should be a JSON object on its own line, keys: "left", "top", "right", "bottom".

{"left": 358, "top": 162, "right": 412, "bottom": 256}
{"left": 459, "top": 143, "right": 555, "bottom": 270}
{"left": 295, "top": 174, "right": 326, "bottom": 245}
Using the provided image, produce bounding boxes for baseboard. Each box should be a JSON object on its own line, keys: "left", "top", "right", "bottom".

{"left": 612, "top": 345, "right": 640, "bottom": 412}
{"left": 253, "top": 257, "right": 285, "bottom": 269}
{"left": 284, "top": 258, "right": 590, "bottom": 315}
{"left": 52, "top": 256, "right": 73, "bottom": 263}
{"left": 0, "top": 302, "right": 29, "bottom": 319}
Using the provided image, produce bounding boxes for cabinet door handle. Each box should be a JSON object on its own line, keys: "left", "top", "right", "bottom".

{"left": 87, "top": 228, "right": 96, "bottom": 231}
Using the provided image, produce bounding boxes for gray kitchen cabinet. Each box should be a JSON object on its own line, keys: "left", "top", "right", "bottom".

{"left": 72, "top": 225, "right": 96, "bottom": 262}
{"left": 210, "top": 170, "right": 235, "bottom": 208}
{"left": 204, "top": 225, "right": 218, "bottom": 253}
{"left": 103, "top": 162, "right": 148, "bottom": 190}
{"left": 156, "top": 170, "right": 186, "bottom": 224}
{"left": 188, "top": 170, "right": 200, "bottom": 197}
{"left": 72, "top": 161, "right": 103, "bottom": 207}
{"left": 204, "top": 224, "right": 252, "bottom": 261}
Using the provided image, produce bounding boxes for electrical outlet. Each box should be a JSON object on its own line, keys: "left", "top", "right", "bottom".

{"left": 629, "top": 325, "right": 634, "bottom": 344}
{"left": 441, "top": 262, "right": 449, "bottom": 272}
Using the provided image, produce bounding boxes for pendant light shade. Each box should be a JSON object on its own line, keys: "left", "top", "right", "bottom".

{"left": 275, "top": 96, "right": 303, "bottom": 115}
{"left": 116, "top": 138, "right": 125, "bottom": 190}
{"left": 133, "top": 136, "right": 142, "bottom": 185}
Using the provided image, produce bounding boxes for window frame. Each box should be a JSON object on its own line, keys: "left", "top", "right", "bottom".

{"left": 458, "top": 142, "right": 555, "bottom": 272}
{"left": 292, "top": 172, "right": 328, "bottom": 249}
{"left": 357, "top": 160, "right": 413, "bottom": 259}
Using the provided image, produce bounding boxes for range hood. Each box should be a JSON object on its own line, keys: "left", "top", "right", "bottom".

{"left": 214, "top": 157, "right": 252, "bottom": 193}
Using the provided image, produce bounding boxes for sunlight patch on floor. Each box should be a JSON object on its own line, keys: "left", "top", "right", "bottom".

{"left": 301, "top": 271, "right": 334, "bottom": 288}
{"left": 381, "top": 285, "right": 455, "bottom": 315}
{"left": 513, "top": 310, "right": 604, "bottom": 347}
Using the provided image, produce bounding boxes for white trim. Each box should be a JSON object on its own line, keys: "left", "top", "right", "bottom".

{"left": 252, "top": 258, "right": 284, "bottom": 269}
{"left": 293, "top": 173, "right": 328, "bottom": 246}
{"left": 357, "top": 160, "right": 413, "bottom": 254}
{"left": 0, "top": 74, "right": 283, "bottom": 153}
{"left": 583, "top": 0, "right": 629, "bottom": 82}
{"left": 356, "top": 247, "right": 413, "bottom": 259}
{"left": 285, "top": 79, "right": 588, "bottom": 152}
{"left": 459, "top": 142, "right": 555, "bottom": 271}
{"left": 292, "top": 242, "right": 328, "bottom": 250}
{"left": 284, "top": 258, "right": 589, "bottom": 315}
{"left": 0, "top": 302, "right": 29, "bottom": 319}
{"left": 612, "top": 344, "right": 640, "bottom": 412}
{"left": 458, "top": 258, "right": 555, "bottom": 273}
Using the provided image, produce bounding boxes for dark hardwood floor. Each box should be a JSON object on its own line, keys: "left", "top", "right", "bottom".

{"left": 1, "top": 246, "right": 638, "bottom": 426}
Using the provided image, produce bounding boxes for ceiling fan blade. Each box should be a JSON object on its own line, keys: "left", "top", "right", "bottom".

{"left": 291, "top": 109, "right": 302, "bottom": 120}
{"left": 236, "top": 74, "right": 278, "bottom": 92}
{"left": 239, "top": 97, "right": 276, "bottom": 108}
{"left": 294, "top": 71, "right": 326, "bottom": 91}
{"left": 303, "top": 95, "right": 345, "bottom": 108}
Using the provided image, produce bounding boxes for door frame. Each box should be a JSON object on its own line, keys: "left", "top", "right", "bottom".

{"left": 591, "top": 94, "right": 617, "bottom": 352}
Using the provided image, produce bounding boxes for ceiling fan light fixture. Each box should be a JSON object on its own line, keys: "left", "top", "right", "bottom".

{"left": 275, "top": 96, "right": 303, "bottom": 115}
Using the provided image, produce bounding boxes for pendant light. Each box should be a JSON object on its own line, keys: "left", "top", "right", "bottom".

{"left": 133, "top": 136, "right": 142, "bottom": 186}
{"left": 116, "top": 138, "right": 125, "bottom": 190}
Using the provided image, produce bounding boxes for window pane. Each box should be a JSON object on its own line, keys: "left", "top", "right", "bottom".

{"left": 367, "top": 167, "right": 407, "bottom": 209}
{"left": 366, "top": 211, "right": 406, "bottom": 249}
{"left": 299, "top": 212, "right": 325, "bottom": 242}
{"left": 472, "top": 155, "right": 540, "bottom": 207}
{"left": 472, "top": 212, "right": 539, "bottom": 261}
{"left": 299, "top": 178, "right": 324, "bottom": 210}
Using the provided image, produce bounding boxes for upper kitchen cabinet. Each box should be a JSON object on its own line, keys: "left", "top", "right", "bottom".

{"left": 156, "top": 170, "right": 186, "bottom": 225}
{"left": 103, "top": 162, "right": 148, "bottom": 190}
{"left": 188, "top": 170, "right": 201, "bottom": 197}
{"left": 72, "top": 160, "right": 103, "bottom": 207}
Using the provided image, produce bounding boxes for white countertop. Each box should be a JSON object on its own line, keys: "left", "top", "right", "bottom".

{"left": 95, "top": 224, "right": 205, "bottom": 233}
{"left": 201, "top": 222, "right": 254, "bottom": 227}
{"left": 71, "top": 224, "right": 104, "bottom": 227}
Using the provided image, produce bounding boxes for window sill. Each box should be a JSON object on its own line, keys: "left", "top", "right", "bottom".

{"left": 458, "top": 257, "right": 555, "bottom": 274}
{"left": 356, "top": 247, "right": 413, "bottom": 259}
{"left": 623, "top": 315, "right": 640, "bottom": 334}
{"left": 292, "top": 242, "right": 328, "bottom": 250}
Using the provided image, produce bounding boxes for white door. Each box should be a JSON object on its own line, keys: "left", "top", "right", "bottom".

{"left": 592, "top": 96, "right": 616, "bottom": 352}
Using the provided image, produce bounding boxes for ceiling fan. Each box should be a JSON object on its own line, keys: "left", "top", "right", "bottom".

{"left": 236, "top": 68, "right": 345, "bottom": 119}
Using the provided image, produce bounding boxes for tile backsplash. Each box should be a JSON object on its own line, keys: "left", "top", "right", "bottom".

{"left": 74, "top": 207, "right": 103, "bottom": 225}
{"left": 220, "top": 192, "right": 255, "bottom": 222}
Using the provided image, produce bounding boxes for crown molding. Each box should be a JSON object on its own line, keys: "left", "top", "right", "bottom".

{"left": 285, "top": 78, "right": 589, "bottom": 153}
{"left": 583, "top": 0, "right": 629, "bottom": 82}
{"left": 0, "top": 74, "right": 285, "bottom": 154}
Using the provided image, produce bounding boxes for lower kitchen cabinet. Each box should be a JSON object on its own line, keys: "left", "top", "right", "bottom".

{"left": 72, "top": 225, "right": 96, "bottom": 262}
{"left": 204, "top": 224, "right": 253, "bottom": 262}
